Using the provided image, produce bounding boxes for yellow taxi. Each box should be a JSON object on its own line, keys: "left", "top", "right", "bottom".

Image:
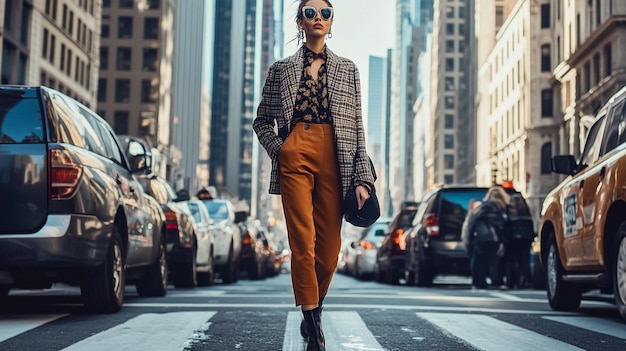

{"left": 538, "top": 85, "right": 626, "bottom": 321}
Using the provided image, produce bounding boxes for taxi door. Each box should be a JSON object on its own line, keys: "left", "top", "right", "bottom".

{"left": 561, "top": 113, "right": 606, "bottom": 267}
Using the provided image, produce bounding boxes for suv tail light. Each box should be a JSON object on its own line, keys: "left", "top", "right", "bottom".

{"left": 391, "top": 228, "right": 406, "bottom": 252}
{"left": 424, "top": 214, "right": 440, "bottom": 236}
{"left": 164, "top": 210, "right": 178, "bottom": 231}
{"left": 242, "top": 231, "right": 253, "bottom": 245}
{"left": 49, "top": 149, "right": 82, "bottom": 199}
{"left": 361, "top": 240, "right": 375, "bottom": 250}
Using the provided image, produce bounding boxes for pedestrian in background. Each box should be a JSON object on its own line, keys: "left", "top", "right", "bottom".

{"left": 462, "top": 186, "right": 509, "bottom": 290}
{"left": 502, "top": 194, "right": 535, "bottom": 289}
{"left": 253, "top": 1, "right": 376, "bottom": 349}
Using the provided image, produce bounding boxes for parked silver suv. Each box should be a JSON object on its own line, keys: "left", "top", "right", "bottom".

{"left": 0, "top": 86, "right": 168, "bottom": 313}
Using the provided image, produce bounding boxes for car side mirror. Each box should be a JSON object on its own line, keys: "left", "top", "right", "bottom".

{"left": 551, "top": 155, "right": 577, "bottom": 175}
{"left": 126, "top": 139, "right": 151, "bottom": 174}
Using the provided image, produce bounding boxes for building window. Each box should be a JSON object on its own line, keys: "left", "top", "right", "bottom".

{"left": 445, "top": 77, "right": 454, "bottom": 91}
{"left": 147, "top": 0, "right": 160, "bottom": 9}
{"left": 593, "top": 53, "right": 600, "bottom": 85}
{"left": 604, "top": 44, "right": 612, "bottom": 77}
{"left": 444, "top": 135, "right": 454, "bottom": 149}
{"left": 541, "top": 142, "right": 552, "bottom": 174}
{"left": 541, "top": 44, "right": 550, "bottom": 72}
{"left": 445, "top": 58, "right": 454, "bottom": 71}
{"left": 100, "top": 47, "right": 108, "bottom": 70}
{"left": 116, "top": 47, "right": 131, "bottom": 71}
{"left": 445, "top": 96, "right": 455, "bottom": 109}
{"left": 97, "top": 78, "right": 107, "bottom": 102}
{"left": 444, "top": 174, "right": 454, "bottom": 184}
{"left": 118, "top": 16, "right": 133, "bottom": 38}
{"left": 42, "top": 28, "right": 49, "bottom": 58}
{"left": 120, "top": 0, "right": 134, "bottom": 8}
{"left": 115, "top": 79, "right": 130, "bottom": 103}
{"left": 144, "top": 18, "right": 159, "bottom": 39}
{"left": 495, "top": 6, "right": 504, "bottom": 28}
{"left": 113, "top": 111, "right": 129, "bottom": 135}
{"left": 541, "top": 89, "right": 553, "bottom": 117}
{"left": 446, "top": 40, "right": 454, "bottom": 53}
{"left": 541, "top": 4, "right": 550, "bottom": 28}
{"left": 444, "top": 155, "right": 454, "bottom": 169}
{"left": 141, "top": 79, "right": 157, "bottom": 103}
{"left": 458, "top": 6, "right": 465, "bottom": 18}
{"left": 446, "top": 23, "right": 454, "bottom": 35}
{"left": 101, "top": 15, "right": 110, "bottom": 38}
{"left": 445, "top": 114, "right": 454, "bottom": 129}
{"left": 142, "top": 48, "right": 158, "bottom": 71}
{"left": 102, "top": 0, "right": 110, "bottom": 8}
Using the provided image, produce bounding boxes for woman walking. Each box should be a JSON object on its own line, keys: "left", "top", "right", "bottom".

{"left": 253, "top": 1, "right": 375, "bottom": 349}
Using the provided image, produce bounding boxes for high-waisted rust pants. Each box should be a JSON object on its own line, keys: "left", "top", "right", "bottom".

{"left": 278, "top": 123, "right": 343, "bottom": 306}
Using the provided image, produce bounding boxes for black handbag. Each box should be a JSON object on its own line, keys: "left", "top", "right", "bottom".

{"left": 343, "top": 156, "right": 380, "bottom": 227}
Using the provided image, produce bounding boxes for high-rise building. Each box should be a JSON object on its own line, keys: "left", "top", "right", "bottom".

{"left": 1, "top": 0, "right": 100, "bottom": 107}
{"left": 428, "top": 0, "right": 469, "bottom": 187}
{"left": 209, "top": 0, "right": 259, "bottom": 204}
{"left": 367, "top": 55, "right": 387, "bottom": 213}
{"left": 97, "top": 0, "right": 176, "bottom": 179}
{"left": 389, "top": 0, "right": 433, "bottom": 213}
{"left": 252, "top": 0, "right": 283, "bottom": 223}
{"left": 171, "top": 0, "right": 214, "bottom": 192}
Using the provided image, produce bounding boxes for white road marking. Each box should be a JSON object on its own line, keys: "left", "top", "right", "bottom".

{"left": 544, "top": 316, "right": 626, "bottom": 339}
{"left": 283, "top": 311, "right": 385, "bottom": 351}
{"left": 0, "top": 315, "right": 66, "bottom": 342}
{"left": 282, "top": 311, "right": 305, "bottom": 351}
{"left": 418, "top": 312, "right": 584, "bottom": 351}
{"left": 61, "top": 312, "right": 215, "bottom": 351}
{"left": 324, "top": 311, "right": 384, "bottom": 350}
{"left": 123, "top": 302, "right": 575, "bottom": 314}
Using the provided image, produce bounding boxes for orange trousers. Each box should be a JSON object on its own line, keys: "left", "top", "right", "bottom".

{"left": 279, "top": 123, "right": 343, "bottom": 306}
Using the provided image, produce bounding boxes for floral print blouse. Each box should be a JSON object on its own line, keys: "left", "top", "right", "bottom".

{"left": 291, "top": 45, "right": 331, "bottom": 128}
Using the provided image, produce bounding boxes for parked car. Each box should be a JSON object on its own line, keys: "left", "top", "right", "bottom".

{"left": 118, "top": 136, "right": 199, "bottom": 289}
{"left": 353, "top": 218, "right": 392, "bottom": 280}
{"left": 239, "top": 218, "right": 271, "bottom": 280}
{"left": 375, "top": 201, "right": 420, "bottom": 284}
{"left": 538, "top": 86, "right": 626, "bottom": 321}
{"left": 0, "top": 85, "right": 168, "bottom": 313}
{"left": 404, "top": 185, "right": 491, "bottom": 286}
{"left": 178, "top": 199, "right": 217, "bottom": 286}
{"left": 337, "top": 238, "right": 359, "bottom": 276}
{"left": 198, "top": 196, "right": 241, "bottom": 283}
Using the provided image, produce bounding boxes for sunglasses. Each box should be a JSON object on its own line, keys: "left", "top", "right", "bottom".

{"left": 301, "top": 6, "right": 333, "bottom": 21}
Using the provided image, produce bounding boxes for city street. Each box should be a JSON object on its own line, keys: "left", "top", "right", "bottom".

{"left": 0, "top": 272, "right": 624, "bottom": 351}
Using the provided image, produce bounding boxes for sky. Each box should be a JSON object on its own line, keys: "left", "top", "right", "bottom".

{"left": 281, "top": 0, "right": 397, "bottom": 119}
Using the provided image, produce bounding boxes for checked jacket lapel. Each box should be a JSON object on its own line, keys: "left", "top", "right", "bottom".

{"left": 280, "top": 50, "right": 303, "bottom": 131}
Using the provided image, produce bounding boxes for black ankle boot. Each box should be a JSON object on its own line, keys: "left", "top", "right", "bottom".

{"left": 302, "top": 307, "right": 325, "bottom": 351}
{"left": 300, "top": 298, "right": 324, "bottom": 338}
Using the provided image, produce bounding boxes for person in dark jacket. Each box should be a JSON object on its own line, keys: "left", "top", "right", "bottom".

{"left": 462, "top": 186, "right": 509, "bottom": 289}
{"left": 502, "top": 194, "right": 535, "bottom": 289}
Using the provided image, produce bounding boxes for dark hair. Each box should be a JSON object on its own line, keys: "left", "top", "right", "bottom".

{"left": 294, "top": 0, "right": 334, "bottom": 21}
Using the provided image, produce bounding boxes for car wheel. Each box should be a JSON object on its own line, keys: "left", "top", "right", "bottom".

{"left": 81, "top": 226, "right": 125, "bottom": 313}
{"left": 385, "top": 264, "right": 399, "bottom": 285}
{"left": 136, "top": 239, "right": 168, "bottom": 297}
{"left": 197, "top": 247, "right": 215, "bottom": 286}
{"left": 546, "top": 234, "right": 581, "bottom": 311}
{"left": 613, "top": 223, "right": 626, "bottom": 321}
{"left": 222, "top": 244, "right": 237, "bottom": 284}
{"left": 374, "top": 263, "right": 383, "bottom": 282}
{"left": 174, "top": 243, "right": 197, "bottom": 288}
{"left": 414, "top": 250, "right": 433, "bottom": 287}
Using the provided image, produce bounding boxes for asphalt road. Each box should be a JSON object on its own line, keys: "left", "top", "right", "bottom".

{"left": 1, "top": 272, "right": 624, "bottom": 350}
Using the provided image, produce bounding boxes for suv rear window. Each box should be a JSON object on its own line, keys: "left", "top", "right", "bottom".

{"left": 0, "top": 95, "right": 44, "bottom": 144}
{"left": 438, "top": 189, "right": 488, "bottom": 213}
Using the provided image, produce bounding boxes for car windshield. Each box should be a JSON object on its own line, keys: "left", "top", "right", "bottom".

{"left": 202, "top": 201, "right": 229, "bottom": 220}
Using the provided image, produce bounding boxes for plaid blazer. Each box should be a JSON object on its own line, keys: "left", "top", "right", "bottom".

{"left": 253, "top": 46, "right": 375, "bottom": 200}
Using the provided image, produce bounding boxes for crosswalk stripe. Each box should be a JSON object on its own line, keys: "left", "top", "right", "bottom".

{"left": 0, "top": 315, "right": 66, "bottom": 343}
{"left": 417, "top": 312, "right": 585, "bottom": 351}
{"left": 284, "top": 311, "right": 385, "bottom": 351}
{"left": 282, "top": 311, "right": 305, "bottom": 351}
{"left": 323, "top": 311, "right": 385, "bottom": 351}
{"left": 543, "top": 316, "right": 626, "bottom": 339}
{"left": 60, "top": 312, "right": 216, "bottom": 351}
